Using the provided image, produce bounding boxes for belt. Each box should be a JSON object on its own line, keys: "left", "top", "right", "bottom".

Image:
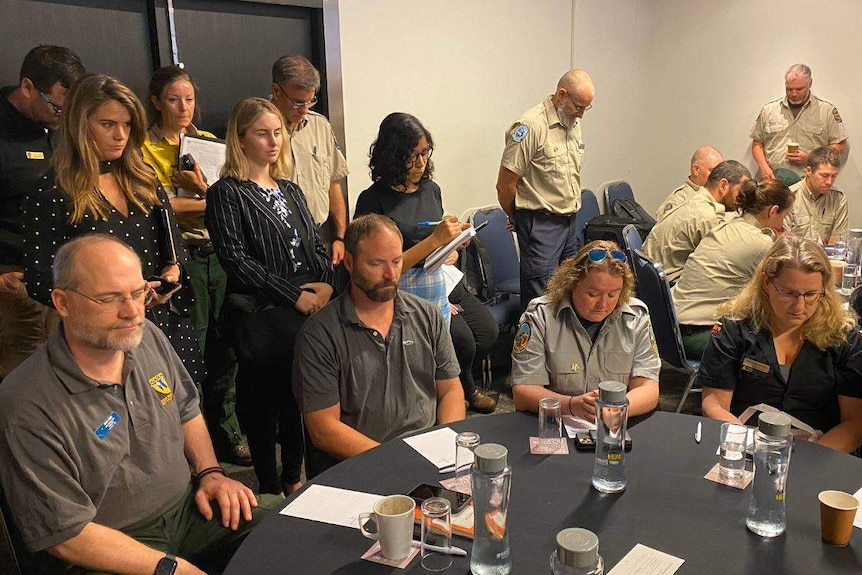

{"left": 517, "top": 208, "right": 576, "bottom": 218}
{"left": 188, "top": 244, "right": 216, "bottom": 257}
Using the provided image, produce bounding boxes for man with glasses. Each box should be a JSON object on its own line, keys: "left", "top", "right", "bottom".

{"left": 750, "top": 64, "right": 848, "bottom": 181}
{"left": 654, "top": 146, "right": 724, "bottom": 222}
{"left": 271, "top": 55, "right": 349, "bottom": 265}
{"left": 496, "top": 69, "right": 595, "bottom": 309}
{"left": 0, "top": 45, "right": 84, "bottom": 380}
{"left": 0, "top": 234, "right": 278, "bottom": 573}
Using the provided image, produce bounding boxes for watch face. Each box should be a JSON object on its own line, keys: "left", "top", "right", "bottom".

{"left": 155, "top": 556, "right": 177, "bottom": 575}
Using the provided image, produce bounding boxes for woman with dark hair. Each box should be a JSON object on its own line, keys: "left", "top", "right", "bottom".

{"left": 355, "top": 112, "right": 498, "bottom": 413}
{"left": 511, "top": 240, "right": 660, "bottom": 419}
{"left": 672, "top": 178, "right": 794, "bottom": 359}
{"left": 141, "top": 65, "right": 250, "bottom": 466}
{"left": 207, "top": 97, "right": 334, "bottom": 496}
{"left": 22, "top": 73, "right": 203, "bottom": 380}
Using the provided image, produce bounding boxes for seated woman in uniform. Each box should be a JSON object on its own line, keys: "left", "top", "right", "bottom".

{"left": 699, "top": 234, "right": 862, "bottom": 453}
{"left": 511, "top": 240, "right": 660, "bottom": 420}
{"left": 673, "top": 179, "right": 793, "bottom": 360}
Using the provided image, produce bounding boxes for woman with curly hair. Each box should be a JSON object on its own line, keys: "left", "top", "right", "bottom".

{"left": 699, "top": 234, "right": 862, "bottom": 452}
{"left": 510, "top": 240, "right": 660, "bottom": 419}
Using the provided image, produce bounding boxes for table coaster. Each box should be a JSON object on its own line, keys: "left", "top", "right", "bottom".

{"left": 704, "top": 463, "right": 754, "bottom": 490}
{"left": 529, "top": 437, "right": 570, "bottom": 455}
{"left": 440, "top": 474, "right": 472, "bottom": 495}
{"left": 361, "top": 541, "right": 418, "bottom": 568}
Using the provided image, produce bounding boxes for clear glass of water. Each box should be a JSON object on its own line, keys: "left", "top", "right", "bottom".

{"left": 454, "top": 432, "right": 480, "bottom": 493}
{"left": 719, "top": 423, "right": 748, "bottom": 480}
{"left": 539, "top": 397, "right": 563, "bottom": 443}
{"left": 842, "top": 264, "right": 857, "bottom": 291}
{"left": 420, "top": 497, "right": 452, "bottom": 571}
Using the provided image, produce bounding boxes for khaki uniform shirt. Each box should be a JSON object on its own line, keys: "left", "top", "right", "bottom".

{"left": 655, "top": 178, "right": 699, "bottom": 222}
{"left": 643, "top": 186, "right": 726, "bottom": 283}
{"left": 142, "top": 124, "right": 216, "bottom": 245}
{"left": 672, "top": 213, "right": 774, "bottom": 326}
{"left": 511, "top": 296, "right": 660, "bottom": 397}
{"left": 287, "top": 111, "right": 349, "bottom": 226}
{"left": 786, "top": 179, "right": 848, "bottom": 244}
{"left": 749, "top": 94, "right": 848, "bottom": 176}
{"left": 500, "top": 96, "right": 584, "bottom": 214}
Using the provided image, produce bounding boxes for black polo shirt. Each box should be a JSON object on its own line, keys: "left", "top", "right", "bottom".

{"left": 696, "top": 318, "right": 862, "bottom": 432}
{"left": 0, "top": 85, "right": 54, "bottom": 265}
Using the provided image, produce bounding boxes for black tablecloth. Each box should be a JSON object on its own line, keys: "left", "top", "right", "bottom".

{"left": 225, "top": 411, "right": 862, "bottom": 574}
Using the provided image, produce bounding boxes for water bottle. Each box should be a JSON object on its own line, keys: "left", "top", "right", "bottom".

{"left": 549, "top": 528, "right": 604, "bottom": 574}
{"left": 746, "top": 412, "right": 793, "bottom": 537}
{"left": 470, "top": 443, "right": 513, "bottom": 575}
{"left": 848, "top": 229, "right": 862, "bottom": 269}
{"left": 592, "top": 381, "right": 629, "bottom": 493}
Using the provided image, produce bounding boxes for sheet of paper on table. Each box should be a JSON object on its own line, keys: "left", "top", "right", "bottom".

{"left": 853, "top": 486, "right": 862, "bottom": 529}
{"left": 563, "top": 415, "right": 596, "bottom": 437}
{"left": 279, "top": 484, "right": 384, "bottom": 529}
{"left": 607, "top": 543, "right": 684, "bottom": 575}
{"left": 404, "top": 427, "right": 470, "bottom": 471}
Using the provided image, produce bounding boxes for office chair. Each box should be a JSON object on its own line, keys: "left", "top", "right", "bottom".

{"left": 600, "top": 180, "right": 635, "bottom": 214}
{"left": 574, "top": 189, "right": 600, "bottom": 249}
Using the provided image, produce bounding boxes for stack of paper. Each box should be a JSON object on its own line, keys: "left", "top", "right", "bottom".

{"left": 403, "top": 427, "right": 470, "bottom": 472}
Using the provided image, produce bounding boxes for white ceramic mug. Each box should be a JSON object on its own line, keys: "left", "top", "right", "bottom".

{"left": 358, "top": 494, "right": 416, "bottom": 560}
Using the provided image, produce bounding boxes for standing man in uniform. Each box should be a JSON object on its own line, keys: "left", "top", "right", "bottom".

{"left": 0, "top": 45, "right": 85, "bottom": 379}
{"left": 750, "top": 64, "right": 848, "bottom": 181}
{"left": 271, "top": 55, "right": 349, "bottom": 264}
{"left": 785, "top": 146, "right": 847, "bottom": 245}
{"left": 496, "top": 69, "right": 595, "bottom": 308}
{"left": 654, "top": 146, "right": 723, "bottom": 222}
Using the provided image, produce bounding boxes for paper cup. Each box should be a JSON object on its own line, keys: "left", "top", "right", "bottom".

{"left": 830, "top": 260, "right": 846, "bottom": 287}
{"left": 819, "top": 490, "right": 859, "bottom": 546}
{"left": 788, "top": 141, "right": 799, "bottom": 154}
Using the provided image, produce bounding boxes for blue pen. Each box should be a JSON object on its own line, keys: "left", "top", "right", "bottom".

{"left": 417, "top": 220, "right": 442, "bottom": 227}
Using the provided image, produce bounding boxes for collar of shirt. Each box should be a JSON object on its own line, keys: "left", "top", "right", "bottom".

{"left": 147, "top": 122, "right": 203, "bottom": 145}
{"left": 798, "top": 178, "right": 832, "bottom": 202}
{"left": 696, "top": 186, "right": 726, "bottom": 215}
{"left": 287, "top": 116, "right": 310, "bottom": 136}
{"left": 780, "top": 94, "right": 813, "bottom": 110}
{"left": 543, "top": 95, "right": 565, "bottom": 129}
{"left": 339, "top": 289, "right": 408, "bottom": 329}
{"left": 46, "top": 322, "right": 138, "bottom": 394}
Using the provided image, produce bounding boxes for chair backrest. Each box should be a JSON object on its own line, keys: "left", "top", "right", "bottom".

{"left": 470, "top": 207, "right": 519, "bottom": 295}
{"left": 601, "top": 180, "right": 635, "bottom": 213}
{"left": 630, "top": 249, "right": 690, "bottom": 369}
{"left": 622, "top": 224, "right": 643, "bottom": 263}
{"left": 574, "top": 189, "right": 600, "bottom": 248}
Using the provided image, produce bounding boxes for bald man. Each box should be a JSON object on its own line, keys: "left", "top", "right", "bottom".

{"left": 654, "top": 146, "right": 723, "bottom": 222}
{"left": 496, "top": 69, "right": 595, "bottom": 307}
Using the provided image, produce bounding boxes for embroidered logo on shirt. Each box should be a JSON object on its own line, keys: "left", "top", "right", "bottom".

{"left": 94, "top": 411, "right": 121, "bottom": 440}
{"left": 149, "top": 372, "right": 174, "bottom": 406}
{"left": 403, "top": 339, "right": 415, "bottom": 346}
{"left": 646, "top": 320, "right": 659, "bottom": 358}
{"left": 832, "top": 108, "right": 843, "bottom": 123}
{"left": 26, "top": 151, "right": 45, "bottom": 160}
{"left": 513, "top": 320, "right": 532, "bottom": 353}
{"left": 512, "top": 124, "right": 529, "bottom": 143}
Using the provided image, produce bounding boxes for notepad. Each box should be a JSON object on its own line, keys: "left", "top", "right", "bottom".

{"left": 403, "top": 427, "right": 467, "bottom": 471}
{"left": 424, "top": 227, "right": 477, "bottom": 272}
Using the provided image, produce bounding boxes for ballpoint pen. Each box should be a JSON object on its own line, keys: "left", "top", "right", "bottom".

{"left": 411, "top": 541, "right": 468, "bottom": 556}
{"left": 695, "top": 422, "right": 702, "bottom": 444}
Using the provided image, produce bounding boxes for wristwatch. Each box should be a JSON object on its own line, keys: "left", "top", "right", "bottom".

{"left": 155, "top": 554, "right": 177, "bottom": 575}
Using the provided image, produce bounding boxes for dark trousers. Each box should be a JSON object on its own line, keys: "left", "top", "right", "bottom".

{"left": 680, "top": 324, "right": 712, "bottom": 362}
{"left": 449, "top": 281, "right": 499, "bottom": 394}
{"left": 514, "top": 209, "right": 578, "bottom": 308}
{"left": 235, "top": 306, "right": 307, "bottom": 494}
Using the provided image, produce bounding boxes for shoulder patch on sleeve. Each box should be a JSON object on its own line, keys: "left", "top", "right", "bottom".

{"left": 512, "top": 319, "right": 532, "bottom": 353}
{"left": 832, "top": 108, "right": 843, "bottom": 123}
{"left": 512, "top": 124, "right": 529, "bottom": 143}
{"left": 646, "top": 320, "right": 659, "bottom": 358}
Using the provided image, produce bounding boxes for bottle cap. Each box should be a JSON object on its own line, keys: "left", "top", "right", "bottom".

{"left": 474, "top": 443, "right": 508, "bottom": 473}
{"left": 598, "top": 380, "right": 627, "bottom": 403}
{"left": 556, "top": 528, "right": 599, "bottom": 567}
{"left": 758, "top": 412, "right": 792, "bottom": 437}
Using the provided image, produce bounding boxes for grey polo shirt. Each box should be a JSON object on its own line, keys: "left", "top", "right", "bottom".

{"left": 0, "top": 321, "right": 199, "bottom": 552}
{"left": 293, "top": 290, "right": 460, "bottom": 444}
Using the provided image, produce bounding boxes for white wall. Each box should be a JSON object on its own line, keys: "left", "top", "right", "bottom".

{"left": 338, "top": 0, "right": 574, "bottom": 218}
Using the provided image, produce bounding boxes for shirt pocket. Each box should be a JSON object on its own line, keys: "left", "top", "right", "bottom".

{"left": 547, "top": 352, "right": 587, "bottom": 396}
{"left": 603, "top": 352, "right": 633, "bottom": 380}
{"left": 765, "top": 119, "right": 789, "bottom": 134}
{"left": 311, "top": 153, "right": 331, "bottom": 196}
{"left": 800, "top": 121, "right": 824, "bottom": 137}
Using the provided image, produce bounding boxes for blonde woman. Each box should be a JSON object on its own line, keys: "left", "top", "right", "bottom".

{"left": 698, "top": 234, "right": 862, "bottom": 453}
{"left": 206, "top": 97, "right": 333, "bottom": 496}
{"left": 511, "top": 240, "right": 661, "bottom": 419}
{"left": 22, "top": 73, "right": 202, "bottom": 380}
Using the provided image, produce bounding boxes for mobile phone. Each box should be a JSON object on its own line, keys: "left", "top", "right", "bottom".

{"left": 147, "top": 275, "right": 182, "bottom": 297}
{"left": 180, "top": 153, "right": 195, "bottom": 171}
{"left": 407, "top": 483, "right": 472, "bottom": 514}
{"left": 574, "top": 432, "right": 595, "bottom": 452}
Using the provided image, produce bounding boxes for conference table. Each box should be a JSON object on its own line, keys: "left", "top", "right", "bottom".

{"left": 225, "top": 411, "right": 862, "bottom": 574}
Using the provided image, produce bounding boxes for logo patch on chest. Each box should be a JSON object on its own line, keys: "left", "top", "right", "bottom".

{"left": 149, "top": 372, "right": 174, "bottom": 406}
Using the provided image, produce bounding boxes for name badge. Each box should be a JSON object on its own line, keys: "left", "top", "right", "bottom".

{"left": 741, "top": 358, "right": 770, "bottom": 374}
{"left": 26, "top": 151, "right": 45, "bottom": 160}
{"left": 94, "top": 411, "right": 121, "bottom": 440}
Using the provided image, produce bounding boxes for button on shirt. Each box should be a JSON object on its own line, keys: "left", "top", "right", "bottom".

{"left": 654, "top": 178, "right": 699, "bottom": 222}
{"left": 0, "top": 322, "right": 200, "bottom": 552}
{"left": 500, "top": 96, "right": 584, "bottom": 214}
{"left": 287, "top": 112, "right": 349, "bottom": 226}
{"left": 511, "top": 296, "right": 660, "bottom": 396}
{"left": 643, "top": 186, "right": 726, "bottom": 284}
{"left": 749, "top": 94, "right": 849, "bottom": 176}
{"left": 672, "top": 212, "right": 774, "bottom": 326}
{"left": 293, "top": 291, "right": 460, "bottom": 444}
{"left": 786, "top": 179, "right": 848, "bottom": 244}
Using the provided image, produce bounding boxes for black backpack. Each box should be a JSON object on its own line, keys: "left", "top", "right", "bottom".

{"left": 459, "top": 233, "right": 495, "bottom": 303}
{"left": 609, "top": 197, "right": 656, "bottom": 240}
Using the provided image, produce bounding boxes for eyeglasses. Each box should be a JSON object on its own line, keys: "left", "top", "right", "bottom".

{"left": 587, "top": 249, "right": 627, "bottom": 265}
{"left": 408, "top": 147, "right": 433, "bottom": 166}
{"left": 767, "top": 278, "right": 823, "bottom": 304}
{"left": 40, "top": 91, "right": 62, "bottom": 115}
{"left": 275, "top": 84, "right": 317, "bottom": 110}
{"left": 63, "top": 286, "right": 154, "bottom": 310}
{"left": 567, "top": 92, "right": 592, "bottom": 114}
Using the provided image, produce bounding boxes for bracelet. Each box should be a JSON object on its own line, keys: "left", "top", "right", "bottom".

{"left": 333, "top": 237, "right": 345, "bottom": 243}
{"left": 568, "top": 396, "right": 575, "bottom": 416}
{"left": 195, "top": 466, "right": 226, "bottom": 482}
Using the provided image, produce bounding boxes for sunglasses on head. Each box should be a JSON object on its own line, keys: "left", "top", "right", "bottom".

{"left": 587, "top": 248, "right": 627, "bottom": 265}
